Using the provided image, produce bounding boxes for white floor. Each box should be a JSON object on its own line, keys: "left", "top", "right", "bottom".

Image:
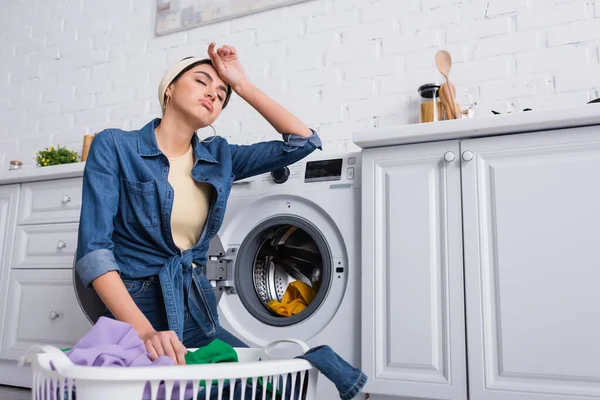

{"left": 0, "top": 385, "right": 30, "bottom": 400}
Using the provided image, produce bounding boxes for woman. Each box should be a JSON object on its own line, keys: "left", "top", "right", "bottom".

{"left": 75, "top": 42, "right": 322, "bottom": 365}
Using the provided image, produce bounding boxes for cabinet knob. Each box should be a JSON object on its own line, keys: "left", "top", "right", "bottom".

{"left": 57, "top": 240, "right": 67, "bottom": 249}
{"left": 49, "top": 311, "right": 60, "bottom": 320}
{"left": 62, "top": 194, "right": 71, "bottom": 204}
{"left": 443, "top": 151, "right": 456, "bottom": 162}
{"left": 462, "top": 150, "right": 474, "bottom": 162}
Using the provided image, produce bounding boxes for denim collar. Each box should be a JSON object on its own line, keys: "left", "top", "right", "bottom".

{"left": 138, "top": 118, "right": 218, "bottom": 164}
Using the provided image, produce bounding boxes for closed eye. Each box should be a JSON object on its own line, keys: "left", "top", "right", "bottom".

{"left": 196, "top": 79, "right": 206, "bottom": 86}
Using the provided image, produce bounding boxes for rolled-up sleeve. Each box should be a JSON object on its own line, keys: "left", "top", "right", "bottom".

{"left": 229, "top": 129, "right": 322, "bottom": 181}
{"left": 281, "top": 129, "right": 323, "bottom": 150}
{"left": 76, "top": 129, "right": 121, "bottom": 287}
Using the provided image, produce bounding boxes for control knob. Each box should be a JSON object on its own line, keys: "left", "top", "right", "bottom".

{"left": 270, "top": 167, "right": 290, "bottom": 184}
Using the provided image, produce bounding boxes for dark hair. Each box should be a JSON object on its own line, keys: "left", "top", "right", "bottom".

{"left": 171, "top": 58, "right": 233, "bottom": 108}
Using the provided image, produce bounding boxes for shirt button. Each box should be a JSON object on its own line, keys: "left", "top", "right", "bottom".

{"left": 219, "top": 187, "right": 223, "bottom": 193}
{"left": 215, "top": 208, "right": 221, "bottom": 213}
{"left": 210, "top": 225, "right": 216, "bottom": 230}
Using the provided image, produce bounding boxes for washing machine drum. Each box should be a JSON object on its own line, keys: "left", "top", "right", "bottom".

{"left": 230, "top": 217, "right": 332, "bottom": 327}
{"left": 254, "top": 225, "right": 322, "bottom": 301}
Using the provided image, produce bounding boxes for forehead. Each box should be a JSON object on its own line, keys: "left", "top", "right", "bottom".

{"left": 188, "top": 63, "right": 226, "bottom": 86}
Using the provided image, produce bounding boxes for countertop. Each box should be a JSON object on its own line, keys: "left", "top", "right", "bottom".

{"left": 353, "top": 103, "right": 600, "bottom": 149}
{"left": 0, "top": 162, "right": 85, "bottom": 185}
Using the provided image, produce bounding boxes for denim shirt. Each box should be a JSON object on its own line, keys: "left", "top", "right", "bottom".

{"left": 75, "top": 118, "right": 322, "bottom": 338}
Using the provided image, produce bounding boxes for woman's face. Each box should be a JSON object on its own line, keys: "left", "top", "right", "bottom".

{"left": 165, "top": 63, "right": 229, "bottom": 128}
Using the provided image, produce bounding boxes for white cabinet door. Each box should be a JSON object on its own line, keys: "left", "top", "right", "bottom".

{"left": 1, "top": 269, "right": 92, "bottom": 360}
{"left": 461, "top": 125, "right": 600, "bottom": 400}
{"left": 362, "top": 141, "right": 467, "bottom": 400}
{"left": 0, "top": 184, "right": 19, "bottom": 350}
{"left": 0, "top": 185, "right": 20, "bottom": 349}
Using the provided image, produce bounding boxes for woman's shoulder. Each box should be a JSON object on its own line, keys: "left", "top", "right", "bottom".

{"left": 93, "top": 124, "right": 146, "bottom": 147}
{"left": 89, "top": 128, "right": 116, "bottom": 149}
{"left": 96, "top": 125, "right": 144, "bottom": 137}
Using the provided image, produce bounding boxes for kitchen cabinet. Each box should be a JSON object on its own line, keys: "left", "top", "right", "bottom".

{"left": 0, "top": 164, "right": 87, "bottom": 387}
{"left": 361, "top": 125, "right": 600, "bottom": 400}
{"left": 361, "top": 141, "right": 467, "bottom": 400}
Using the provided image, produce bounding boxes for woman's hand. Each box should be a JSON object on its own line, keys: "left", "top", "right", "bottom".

{"left": 207, "top": 42, "right": 312, "bottom": 138}
{"left": 208, "top": 42, "right": 248, "bottom": 91}
{"left": 141, "top": 330, "right": 188, "bottom": 365}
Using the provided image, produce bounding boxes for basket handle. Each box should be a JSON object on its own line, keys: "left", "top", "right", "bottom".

{"left": 263, "top": 339, "right": 310, "bottom": 357}
{"left": 19, "top": 345, "right": 74, "bottom": 374}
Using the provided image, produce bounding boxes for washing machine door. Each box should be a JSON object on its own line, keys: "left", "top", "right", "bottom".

{"left": 212, "top": 195, "right": 350, "bottom": 346}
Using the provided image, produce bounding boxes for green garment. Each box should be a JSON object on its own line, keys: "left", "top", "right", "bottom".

{"left": 185, "top": 339, "right": 238, "bottom": 365}
{"left": 185, "top": 339, "right": 280, "bottom": 397}
{"left": 186, "top": 339, "right": 237, "bottom": 388}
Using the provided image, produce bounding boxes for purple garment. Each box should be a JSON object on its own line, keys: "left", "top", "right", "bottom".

{"left": 56, "top": 316, "right": 194, "bottom": 400}
{"left": 65, "top": 316, "right": 174, "bottom": 367}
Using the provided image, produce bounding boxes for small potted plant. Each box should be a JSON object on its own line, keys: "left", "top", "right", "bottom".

{"left": 35, "top": 145, "right": 80, "bottom": 167}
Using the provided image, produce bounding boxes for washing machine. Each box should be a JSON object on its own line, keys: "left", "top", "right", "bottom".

{"left": 204, "top": 151, "right": 362, "bottom": 399}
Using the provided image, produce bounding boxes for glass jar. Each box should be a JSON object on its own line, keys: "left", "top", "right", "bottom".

{"left": 418, "top": 83, "right": 442, "bottom": 123}
{"left": 9, "top": 160, "right": 23, "bottom": 171}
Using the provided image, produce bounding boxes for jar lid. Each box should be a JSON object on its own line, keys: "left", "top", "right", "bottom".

{"left": 418, "top": 83, "right": 441, "bottom": 99}
{"left": 10, "top": 160, "right": 23, "bottom": 165}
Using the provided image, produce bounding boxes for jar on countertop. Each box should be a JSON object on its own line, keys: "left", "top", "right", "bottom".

{"left": 418, "top": 83, "right": 443, "bottom": 123}
{"left": 9, "top": 160, "right": 23, "bottom": 171}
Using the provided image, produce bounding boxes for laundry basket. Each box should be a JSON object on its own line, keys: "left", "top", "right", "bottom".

{"left": 20, "top": 339, "right": 318, "bottom": 400}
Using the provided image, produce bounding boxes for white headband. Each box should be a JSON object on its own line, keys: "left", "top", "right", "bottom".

{"left": 158, "top": 57, "right": 205, "bottom": 111}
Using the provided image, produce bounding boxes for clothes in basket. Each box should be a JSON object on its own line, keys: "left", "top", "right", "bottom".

{"left": 58, "top": 317, "right": 366, "bottom": 399}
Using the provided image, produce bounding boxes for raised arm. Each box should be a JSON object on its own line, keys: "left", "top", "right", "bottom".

{"left": 208, "top": 42, "right": 313, "bottom": 139}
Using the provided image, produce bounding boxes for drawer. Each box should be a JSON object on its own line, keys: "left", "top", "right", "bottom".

{"left": 13, "top": 224, "right": 78, "bottom": 269}
{"left": 1, "top": 269, "right": 92, "bottom": 361}
{"left": 18, "top": 178, "right": 83, "bottom": 225}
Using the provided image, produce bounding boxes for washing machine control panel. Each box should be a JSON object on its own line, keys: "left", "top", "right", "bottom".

{"left": 233, "top": 152, "right": 361, "bottom": 190}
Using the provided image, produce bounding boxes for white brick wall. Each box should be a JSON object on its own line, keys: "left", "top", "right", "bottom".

{"left": 1, "top": 0, "right": 600, "bottom": 168}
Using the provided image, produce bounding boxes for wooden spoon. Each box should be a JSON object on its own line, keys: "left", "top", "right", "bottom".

{"left": 439, "top": 82, "right": 454, "bottom": 120}
{"left": 435, "top": 50, "right": 458, "bottom": 119}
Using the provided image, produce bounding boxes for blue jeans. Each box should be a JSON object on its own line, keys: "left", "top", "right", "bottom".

{"left": 102, "top": 276, "right": 247, "bottom": 349}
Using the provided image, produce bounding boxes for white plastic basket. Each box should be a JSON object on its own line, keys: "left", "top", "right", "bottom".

{"left": 20, "top": 339, "right": 318, "bottom": 400}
